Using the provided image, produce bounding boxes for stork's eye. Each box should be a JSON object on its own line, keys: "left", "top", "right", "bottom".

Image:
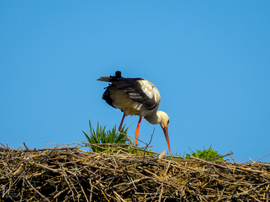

{"left": 167, "top": 119, "right": 170, "bottom": 125}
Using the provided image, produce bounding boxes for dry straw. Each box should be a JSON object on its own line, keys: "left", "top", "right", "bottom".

{"left": 0, "top": 142, "right": 269, "bottom": 201}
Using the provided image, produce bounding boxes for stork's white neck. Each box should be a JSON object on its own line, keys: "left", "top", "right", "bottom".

{"left": 144, "top": 110, "right": 166, "bottom": 125}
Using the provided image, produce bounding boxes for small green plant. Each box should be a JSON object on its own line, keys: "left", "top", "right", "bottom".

{"left": 185, "top": 145, "right": 224, "bottom": 161}
{"left": 83, "top": 121, "right": 130, "bottom": 153}
{"left": 129, "top": 148, "right": 155, "bottom": 156}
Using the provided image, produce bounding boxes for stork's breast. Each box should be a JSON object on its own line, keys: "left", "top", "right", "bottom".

{"left": 109, "top": 87, "right": 144, "bottom": 116}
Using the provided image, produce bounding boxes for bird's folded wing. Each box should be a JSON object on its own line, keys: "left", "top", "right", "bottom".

{"left": 112, "top": 78, "right": 160, "bottom": 110}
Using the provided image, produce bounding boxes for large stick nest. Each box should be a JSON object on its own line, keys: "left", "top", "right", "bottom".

{"left": 0, "top": 144, "right": 269, "bottom": 201}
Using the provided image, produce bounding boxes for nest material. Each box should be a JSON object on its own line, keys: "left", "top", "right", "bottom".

{"left": 0, "top": 144, "right": 270, "bottom": 202}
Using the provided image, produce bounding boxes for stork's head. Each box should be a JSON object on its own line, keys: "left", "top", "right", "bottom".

{"left": 157, "top": 111, "right": 171, "bottom": 154}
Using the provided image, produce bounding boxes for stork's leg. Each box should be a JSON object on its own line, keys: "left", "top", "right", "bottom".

{"left": 135, "top": 116, "right": 142, "bottom": 145}
{"left": 118, "top": 113, "right": 133, "bottom": 144}
{"left": 118, "top": 113, "right": 126, "bottom": 132}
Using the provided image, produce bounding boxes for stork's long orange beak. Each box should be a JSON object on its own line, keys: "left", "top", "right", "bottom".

{"left": 161, "top": 124, "right": 171, "bottom": 155}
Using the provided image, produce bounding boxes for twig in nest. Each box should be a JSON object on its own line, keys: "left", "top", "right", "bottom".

{"left": 257, "top": 153, "right": 270, "bottom": 162}
{"left": 25, "top": 178, "right": 50, "bottom": 202}
{"left": 158, "top": 184, "right": 164, "bottom": 202}
{"left": 75, "top": 175, "right": 89, "bottom": 202}
{"left": 143, "top": 128, "right": 154, "bottom": 160}
{"left": 207, "top": 151, "right": 234, "bottom": 161}
{"left": 0, "top": 142, "right": 5, "bottom": 148}
{"left": 23, "top": 142, "right": 29, "bottom": 150}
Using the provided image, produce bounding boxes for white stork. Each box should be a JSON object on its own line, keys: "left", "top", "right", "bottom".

{"left": 97, "top": 71, "right": 171, "bottom": 154}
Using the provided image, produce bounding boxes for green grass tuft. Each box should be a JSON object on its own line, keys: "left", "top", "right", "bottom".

{"left": 185, "top": 144, "right": 224, "bottom": 161}
{"left": 82, "top": 120, "right": 130, "bottom": 153}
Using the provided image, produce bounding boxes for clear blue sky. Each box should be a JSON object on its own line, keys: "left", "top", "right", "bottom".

{"left": 1, "top": 1, "right": 269, "bottom": 162}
